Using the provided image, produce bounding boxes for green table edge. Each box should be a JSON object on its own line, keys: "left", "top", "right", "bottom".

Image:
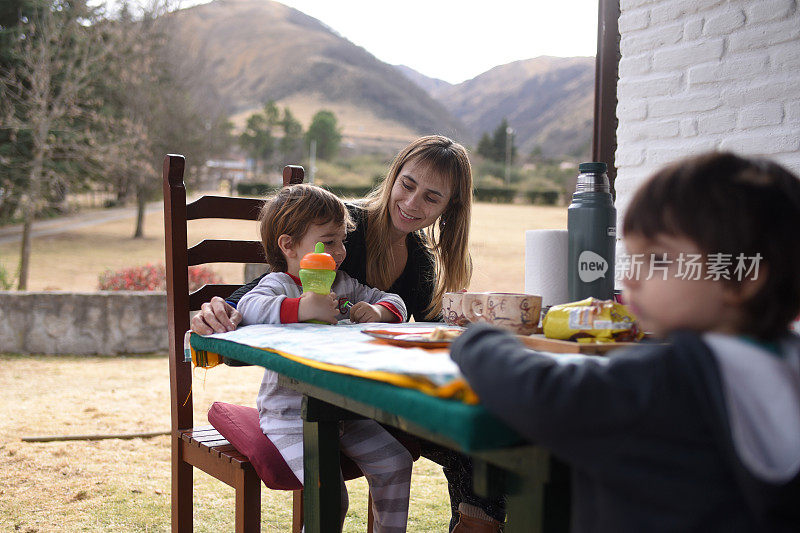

{"left": 190, "top": 333, "right": 523, "bottom": 452}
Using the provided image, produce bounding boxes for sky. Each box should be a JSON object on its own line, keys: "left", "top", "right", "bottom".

{"left": 95, "top": 0, "right": 599, "bottom": 84}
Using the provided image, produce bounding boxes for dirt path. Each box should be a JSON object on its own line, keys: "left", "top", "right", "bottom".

{"left": 0, "top": 202, "right": 163, "bottom": 245}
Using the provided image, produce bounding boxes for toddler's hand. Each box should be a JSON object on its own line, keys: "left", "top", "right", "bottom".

{"left": 298, "top": 291, "right": 338, "bottom": 324}
{"left": 350, "top": 302, "right": 385, "bottom": 323}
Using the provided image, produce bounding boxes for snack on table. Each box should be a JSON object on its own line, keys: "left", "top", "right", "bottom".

{"left": 427, "top": 326, "right": 462, "bottom": 341}
{"left": 542, "top": 297, "right": 643, "bottom": 343}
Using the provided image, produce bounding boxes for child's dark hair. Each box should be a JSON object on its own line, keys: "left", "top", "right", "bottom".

{"left": 623, "top": 151, "right": 800, "bottom": 339}
{"left": 259, "top": 184, "right": 353, "bottom": 272}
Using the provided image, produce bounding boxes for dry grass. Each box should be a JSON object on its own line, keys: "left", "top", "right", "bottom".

{"left": 0, "top": 202, "right": 566, "bottom": 292}
{"left": 0, "top": 354, "right": 452, "bottom": 531}
{"left": 0, "top": 201, "right": 565, "bottom": 531}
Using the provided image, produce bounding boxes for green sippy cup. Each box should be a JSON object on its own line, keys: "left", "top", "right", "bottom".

{"left": 299, "top": 242, "right": 337, "bottom": 295}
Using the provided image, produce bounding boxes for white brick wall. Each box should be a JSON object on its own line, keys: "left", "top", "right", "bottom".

{"left": 614, "top": 0, "right": 800, "bottom": 219}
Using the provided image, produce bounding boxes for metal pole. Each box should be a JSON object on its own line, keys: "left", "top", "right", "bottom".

{"left": 504, "top": 127, "right": 514, "bottom": 186}
{"left": 309, "top": 139, "right": 317, "bottom": 184}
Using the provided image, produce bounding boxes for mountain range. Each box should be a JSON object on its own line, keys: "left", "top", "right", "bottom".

{"left": 168, "top": 0, "right": 595, "bottom": 159}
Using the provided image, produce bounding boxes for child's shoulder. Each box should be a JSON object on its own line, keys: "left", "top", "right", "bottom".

{"left": 256, "top": 271, "right": 298, "bottom": 290}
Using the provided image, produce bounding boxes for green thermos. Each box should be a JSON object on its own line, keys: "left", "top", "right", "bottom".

{"left": 568, "top": 162, "right": 616, "bottom": 301}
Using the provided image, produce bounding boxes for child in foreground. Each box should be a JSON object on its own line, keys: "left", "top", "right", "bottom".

{"left": 238, "top": 184, "right": 412, "bottom": 532}
{"left": 451, "top": 152, "right": 800, "bottom": 532}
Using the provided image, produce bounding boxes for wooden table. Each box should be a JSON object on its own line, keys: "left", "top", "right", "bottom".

{"left": 190, "top": 327, "right": 570, "bottom": 532}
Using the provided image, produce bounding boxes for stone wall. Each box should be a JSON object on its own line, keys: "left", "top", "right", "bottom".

{"left": 0, "top": 292, "right": 168, "bottom": 355}
{"left": 615, "top": 0, "right": 800, "bottom": 216}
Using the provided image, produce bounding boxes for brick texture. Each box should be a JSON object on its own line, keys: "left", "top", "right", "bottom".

{"left": 615, "top": 0, "right": 800, "bottom": 228}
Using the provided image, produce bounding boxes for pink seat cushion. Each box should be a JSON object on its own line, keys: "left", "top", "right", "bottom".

{"left": 207, "top": 402, "right": 371, "bottom": 489}
{"left": 208, "top": 402, "right": 302, "bottom": 490}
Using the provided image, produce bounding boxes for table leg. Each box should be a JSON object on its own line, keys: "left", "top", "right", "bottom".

{"left": 472, "top": 459, "right": 543, "bottom": 533}
{"left": 504, "top": 472, "right": 545, "bottom": 533}
{"left": 302, "top": 396, "right": 342, "bottom": 533}
{"left": 472, "top": 453, "right": 569, "bottom": 533}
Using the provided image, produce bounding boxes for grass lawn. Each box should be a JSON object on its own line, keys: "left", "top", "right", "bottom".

{"left": 0, "top": 201, "right": 566, "bottom": 531}
{"left": 0, "top": 354, "right": 452, "bottom": 532}
{"left": 0, "top": 201, "right": 566, "bottom": 292}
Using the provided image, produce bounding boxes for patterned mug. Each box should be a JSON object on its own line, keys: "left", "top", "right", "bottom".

{"left": 442, "top": 291, "right": 470, "bottom": 326}
{"left": 462, "top": 292, "right": 489, "bottom": 323}
{"left": 481, "top": 292, "right": 543, "bottom": 335}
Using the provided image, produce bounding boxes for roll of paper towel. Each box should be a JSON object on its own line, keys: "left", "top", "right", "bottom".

{"left": 525, "top": 229, "right": 569, "bottom": 308}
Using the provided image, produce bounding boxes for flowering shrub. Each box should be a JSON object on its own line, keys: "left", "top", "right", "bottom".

{"left": 98, "top": 264, "right": 222, "bottom": 292}
{"left": 187, "top": 265, "right": 223, "bottom": 291}
{"left": 98, "top": 264, "right": 165, "bottom": 291}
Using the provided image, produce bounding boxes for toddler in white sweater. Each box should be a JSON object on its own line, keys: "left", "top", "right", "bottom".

{"left": 237, "top": 184, "right": 412, "bottom": 533}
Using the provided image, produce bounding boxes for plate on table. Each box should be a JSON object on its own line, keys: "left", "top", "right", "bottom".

{"left": 362, "top": 326, "right": 464, "bottom": 348}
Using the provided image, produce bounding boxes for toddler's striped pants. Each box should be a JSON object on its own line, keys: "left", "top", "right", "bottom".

{"left": 269, "top": 419, "right": 413, "bottom": 532}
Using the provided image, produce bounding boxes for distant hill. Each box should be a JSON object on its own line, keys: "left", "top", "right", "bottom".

{"left": 392, "top": 65, "right": 453, "bottom": 97}
{"left": 397, "top": 57, "right": 595, "bottom": 160}
{"left": 166, "top": 0, "right": 465, "bottom": 151}
{"left": 167, "top": 0, "right": 594, "bottom": 160}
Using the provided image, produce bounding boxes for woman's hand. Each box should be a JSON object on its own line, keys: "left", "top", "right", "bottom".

{"left": 350, "top": 302, "right": 392, "bottom": 323}
{"left": 298, "top": 291, "right": 338, "bottom": 324}
{"left": 191, "top": 296, "right": 242, "bottom": 335}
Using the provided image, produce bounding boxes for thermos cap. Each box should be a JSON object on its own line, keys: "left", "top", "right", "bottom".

{"left": 578, "top": 162, "right": 608, "bottom": 173}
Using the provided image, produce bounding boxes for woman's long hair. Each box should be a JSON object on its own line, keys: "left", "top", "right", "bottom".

{"left": 363, "top": 135, "right": 473, "bottom": 319}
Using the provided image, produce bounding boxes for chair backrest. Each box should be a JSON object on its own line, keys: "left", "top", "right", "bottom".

{"left": 163, "top": 154, "right": 304, "bottom": 431}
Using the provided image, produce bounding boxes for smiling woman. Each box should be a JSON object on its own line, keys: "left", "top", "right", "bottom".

{"left": 361, "top": 135, "right": 473, "bottom": 320}
{"left": 193, "top": 135, "right": 508, "bottom": 531}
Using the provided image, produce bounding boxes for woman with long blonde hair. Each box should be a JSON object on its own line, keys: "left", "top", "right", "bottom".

{"left": 356, "top": 134, "right": 473, "bottom": 320}
{"left": 193, "top": 135, "right": 505, "bottom": 531}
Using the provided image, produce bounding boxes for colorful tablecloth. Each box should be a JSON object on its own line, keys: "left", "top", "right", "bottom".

{"left": 191, "top": 322, "right": 478, "bottom": 402}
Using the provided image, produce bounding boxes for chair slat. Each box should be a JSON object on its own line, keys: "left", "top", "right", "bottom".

{"left": 189, "top": 285, "right": 243, "bottom": 310}
{"left": 188, "top": 239, "right": 264, "bottom": 266}
{"left": 203, "top": 438, "right": 231, "bottom": 447}
{"left": 187, "top": 196, "right": 264, "bottom": 221}
{"left": 191, "top": 425, "right": 218, "bottom": 434}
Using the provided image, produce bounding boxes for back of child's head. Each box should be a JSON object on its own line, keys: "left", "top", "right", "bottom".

{"left": 622, "top": 151, "right": 800, "bottom": 339}
{"left": 259, "top": 184, "right": 352, "bottom": 272}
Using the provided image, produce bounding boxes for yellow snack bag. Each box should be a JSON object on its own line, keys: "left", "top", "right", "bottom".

{"left": 542, "top": 298, "right": 643, "bottom": 343}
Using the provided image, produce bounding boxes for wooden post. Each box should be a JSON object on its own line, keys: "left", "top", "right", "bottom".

{"left": 593, "top": 0, "right": 621, "bottom": 195}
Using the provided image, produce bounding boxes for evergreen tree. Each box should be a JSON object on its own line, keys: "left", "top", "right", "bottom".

{"left": 0, "top": 0, "right": 110, "bottom": 288}
{"left": 305, "top": 110, "right": 341, "bottom": 161}
{"left": 239, "top": 101, "right": 280, "bottom": 174}
{"left": 476, "top": 132, "right": 495, "bottom": 162}
{"left": 476, "top": 118, "right": 516, "bottom": 164}
{"left": 279, "top": 107, "right": 304, "bottom": 163}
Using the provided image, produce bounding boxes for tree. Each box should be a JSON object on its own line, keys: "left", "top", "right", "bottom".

{"left": 529, "top": 145, "right": 545, "bottom": 164}
{"left": 102, "top": 1, "right": 233, "bottom": 238}
{"left": 239, "top": 101, "right": 279, "bottom": 175}
{"left": 0, "top": 1, "right": 110, "bottom": 289}
{"left": 305, "top": 110, "right": 341, "bottom": 161}
{"left": 476, "top": 118, "right": 516, "bottom": 164}
{"left": 278, "top": 107, "right": 304, "bottom": 163}
{"left": 238, "top": 101, "right": 305, "bottom": 174}
{"left": 476, "top": 132, "right": 495, "bottom": 162}
{"left": 0, "top": 0, "right": 39, "bottom": 223}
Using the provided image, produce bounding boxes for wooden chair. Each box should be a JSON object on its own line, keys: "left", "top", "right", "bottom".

{"left": 164, "top": 154, "right": 419, "bottom": 531}
{"left": 164, "top": 154, "right": 308, "bottom": 532}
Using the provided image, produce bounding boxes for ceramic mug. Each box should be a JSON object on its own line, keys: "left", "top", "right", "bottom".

{"left": 442, "top": 292, "right": 470, "bottom": 326}
{"left": 483, "top": 292, "right": 543, "bottom": 335}
{"left": 462, "top": 292, "right": 489, "bottom": 323}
